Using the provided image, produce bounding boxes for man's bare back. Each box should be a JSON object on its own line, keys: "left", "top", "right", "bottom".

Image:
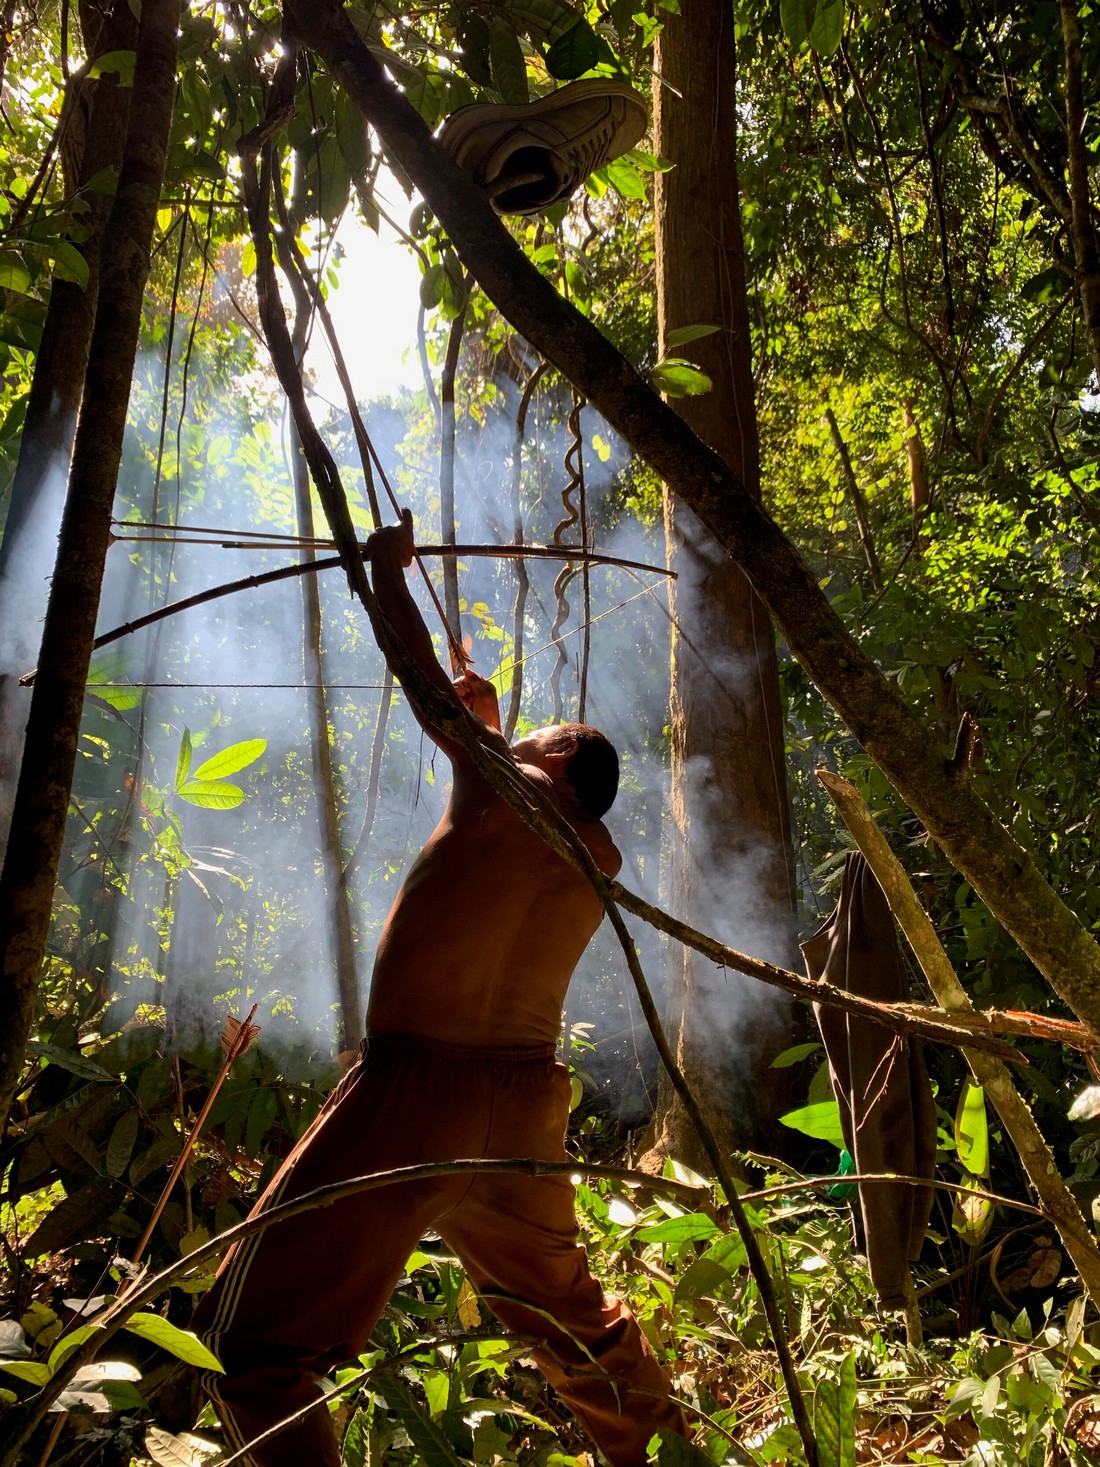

{"left": 365, "top": 512, "right": 621, "bottom": 1046}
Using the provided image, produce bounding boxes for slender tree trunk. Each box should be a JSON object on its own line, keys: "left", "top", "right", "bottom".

{"left": 291, "top": 427, "right": 363, "bottom": 1052}
{"left": 0, "top": 0, "right": 138, "bottom": 862}
{"left": 271, "top": 145, "right": 364, "bottom": 1054}
{"left": 1060, "top": 0, "right": 1100, "bottom": 383}
{"left": 0, "top": 0, "right": 180, "bottom": 1137}
{"left": 642, "top": 0, "right": 798, "bottom": 1171}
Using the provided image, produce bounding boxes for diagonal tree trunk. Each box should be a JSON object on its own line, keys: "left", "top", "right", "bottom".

{"left": 0, "top": 0, "right": 181, "bottom": 1136}
{"left": 0, "top": 0, "right": 139, "bottom": 863}
{"left": 285, "top": 0, "right": 1100, "bottom": 1043}
{"left": 644, "top": 0, "right": 798, "bottom": 1170}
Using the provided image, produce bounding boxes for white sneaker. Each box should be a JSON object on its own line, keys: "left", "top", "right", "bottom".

{"left": 438, "top": 78, "right": 648, "bottom": 216}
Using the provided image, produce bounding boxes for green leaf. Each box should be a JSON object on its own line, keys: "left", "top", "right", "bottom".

{"left": 0, "top": 251, "right": 32, "bottom": 295}
{"left": 656, "top": 1429, "right": 718, "bottom": 1464}
{"left": 175, "top": 729, "right": 193, "bottom": 790}
{"left": 955, "top": 1080, "right": 989, "bottom": 1175}
{"left": 808, "top": 0, "right": 844, "bottom": 57}
{"left": 502, "top": 0, "right": 584, "bottom": 44}
{"left": 815, "top": 1376, "right": 840, "bottom": 1467}
{"left": 666, "top": 324, "right": 721, "bottom": 350}
{"left": 42, "top": 242, "right": 89, "bottom": 290}
{"left": 374, "top": 1370, "right": 463, "bottom": 1466}
{"left": 87, "top": 49, "right": 136, "bottom": 84}
{"left": 544, "top": 16, "right": 600, "bottom": 79}
{"left": 603, "top": 157, "right": 647, "bottom": 200}
{"left": 191, "top": 738, "right": 266, "bottom": 781}
{"left": 489, "top": 18, "right": 529, "bottom": 105}
{"left": 837, "top": 1353, "right": 856, "bottom": 1467}
{"left": 106, "top": 1110, "right": 140, "bottom": 1179}
{"left": 0, "top": 1361, "right": 51, "bottom": 1385}
{"left": 24, "top": 1040, "right": 113, "bottom": 1083}
{"left": 674, "top": 1257, "right": 730, "bottom": 1302}
{"left": 636, "top": 1213, "right": 720, "bottom": 1245}
{"left": 244, "top": 1088, "right": 277, "bottom": 1156}
{"left": 780, "top": 0, "right": 812, "bottom": 47}
{"left": 176, "top": 780, "right": 245, "bottom": 810}
{"left": 649, "top": 358, "right": 713, "bottom": 397}
{"left": 123, "top": 1315, "right": 223, "bottom": 1372}
{"left": 771, "top": 1041, "right": 822, "bottom": 1069}
{"left": 779, "top": 1099, "right": 845, "bottom": 1145}
{"left": 49, "top": 1324, "right": 105, "bottom": 1371}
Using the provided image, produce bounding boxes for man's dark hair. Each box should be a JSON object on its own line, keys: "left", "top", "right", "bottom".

{"left": 553, "top": 723, "right": 619, "bottom": 819}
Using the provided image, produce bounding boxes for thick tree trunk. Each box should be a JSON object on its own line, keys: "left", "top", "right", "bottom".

{"left": 0, "top": 0, "right": 138, "bottom": 862}
{"left": 644, "top": 0, "right": 798, "bottom": 1170}
{"left": 0, "top": 0, "right": 180, "bottom": 1136}
{"left": 284, "top": 4, "right": 1100, "bottom": 1040}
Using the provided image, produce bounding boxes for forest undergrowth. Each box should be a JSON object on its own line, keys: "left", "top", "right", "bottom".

{"left": 4, "top": 1020, "right": 1100, "bottom": 1467}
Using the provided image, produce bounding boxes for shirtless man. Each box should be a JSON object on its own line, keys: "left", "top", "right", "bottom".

{"left": 197, "top": 513, "right": 687, "bottom": 1467}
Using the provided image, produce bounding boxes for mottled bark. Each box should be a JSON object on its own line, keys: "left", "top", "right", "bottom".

{"left": 0, "top": 0, "right": 138, "bottom": 862}
{"left": 0, "top": 0, "right": 180, "bottom": 1137}
{"left": 285, "top": 0, "right": 1100, "bottom": 1041}
{"left": 644, "top": 0, "right": 798, "bottom": 1170}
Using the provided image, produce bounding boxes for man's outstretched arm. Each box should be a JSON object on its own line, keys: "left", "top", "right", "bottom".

{"left": 366, "top": 510, "right": 508, "bottom": 761}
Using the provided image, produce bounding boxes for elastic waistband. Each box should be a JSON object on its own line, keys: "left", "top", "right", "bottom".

{"left": 363, "top": 1031, "right": 558, "bottom": 1065}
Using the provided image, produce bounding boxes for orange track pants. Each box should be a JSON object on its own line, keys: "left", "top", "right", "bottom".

{"left": 195, "top": 1033, "right": 687, "bottom": 1466}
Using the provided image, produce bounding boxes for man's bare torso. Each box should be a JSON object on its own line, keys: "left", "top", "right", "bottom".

{"left": 365, "top": 763, "right": 622, "bottom": 1047}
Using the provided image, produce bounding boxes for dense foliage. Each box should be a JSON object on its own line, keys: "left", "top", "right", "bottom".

{"left": 1, "top": 0, "right": 1099, "bottom": 1462}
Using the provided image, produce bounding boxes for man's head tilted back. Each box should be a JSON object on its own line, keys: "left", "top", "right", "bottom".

{"left": 547, "top": 723, "right": 620, "bottom": 819}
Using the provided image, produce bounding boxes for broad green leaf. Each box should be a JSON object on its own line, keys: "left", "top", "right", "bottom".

{"left": 779, "top": 1099, "right": 845, "bottom": 1145}
{"left": 808, "top": 0, "right": 844, "bottom": 57}
{"left": 814, "top": 1376, "right": 840, "bottom": 1467}
{"left": 666, "top": 324, "right": 721, "bottom": 350}
{"left": 106, "top": 1110, "right": 140, "bottom": 1179}
{"left": 771, "top": 1041, "right": 822, "bottom": 1068}
{"left": 636, "top": 1213, "right": 719, "bottom": 1245}
{"left": 649, "top": 358, "right": 713, "bottom": 397}
{"left": 176, "top": 780, "right": 245, "bottom": 810}
{"left": 24, "top": 1040, "right": 113, "bottom": 1083}
{"left": 0, "top": 252, "right": 32, "bottom": 295}
{"left": 191, "top": 738, "right": 266, "bottom": 781}
{"left": 49, "top": 1323, "right": 105, "bottom": 1370}
{"left": 87, "top": 49, "right": 136, "bottom": 83}
{"left": 955, "top": 1080, "right": 989, "bottom": 1175}
{"left": 42, "top": 242, "right": 89, "bottom": 290}
{"left": 780, "top": 0, "right": 812, "bottom": 48}
{"left": 544, "top": 16, "right": 599, "bottom": 79}
{"left": 489, "top": 18, "right": 529, "bottom": 105}
{"left": 673, "top": 1257, "right": 730, "bottom": 1302}
{"left": 656, "top": 1429, "right": 719, "bottom": 1464}
{"left": 836, "top": 1353, "right": 856, "bottom": 1467}
{"left": 374, "top": 1370, "right": 463, "bottom": 1466}
{"left": 603, "top": 157, "right": 647, "bottom": 200}
{"left": 0, "top": 1360, "right": 51, "bottom": 1385}
{"left": 175, "top": 728, "right": 193, "bottom": 789}
{"left": 503, "top": 0, "right": 582, "bottom": 43}
{"left": 123, "top": 1315, "right": 223, "bottom": 1372}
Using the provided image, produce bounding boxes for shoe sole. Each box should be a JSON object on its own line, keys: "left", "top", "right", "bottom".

{"left": 438, "top": 79, "right": 649, "bottom": 215}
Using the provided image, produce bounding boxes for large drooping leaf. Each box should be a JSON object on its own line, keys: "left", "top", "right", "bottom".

{"left": 544, "top": 16, "right": 599, "bottom": 79}
{"left": 488, "top": 17, "right": 528, "bottom": 105}
{"left": 175, "top": 780, "right": 245, "bottom": 810}
{"left": 123, "top": 1315, "right": 223, "bottom": 1372}
{"left": 779, "top": 1099, "right": 846, "bottom": 1146}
